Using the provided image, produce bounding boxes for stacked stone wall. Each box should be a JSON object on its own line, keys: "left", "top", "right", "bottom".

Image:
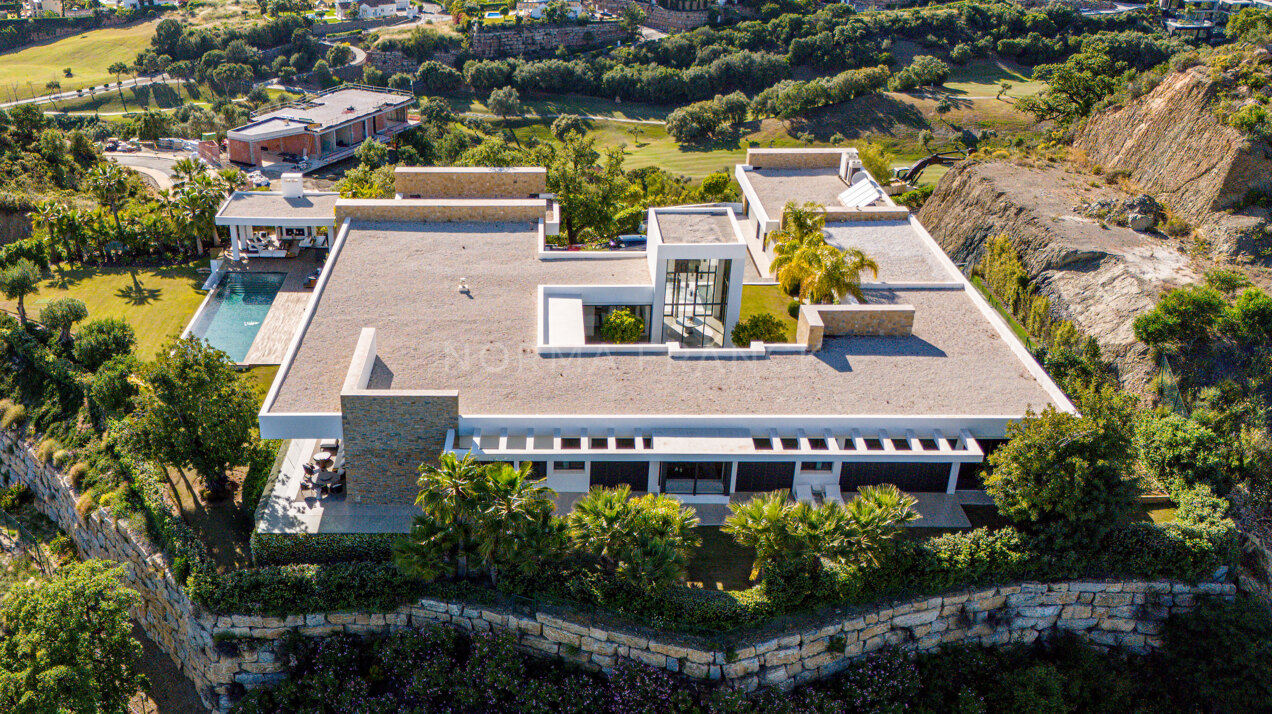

{"left": 0, "top": 426, "right": 1238, "bottom": 711}
{"left": 341, "top": 390, "right": 458, "bottom": 504}
{"left": 333, "top": 199, "right": 548, "bottom": 223}
{"left": 593, "top": 0, "right": 709, "bottom": 32}
{"left": 394, "top": 167, "right": 547, "bottom": 198}
{"left": 469, "top": 21, "right": 628, "bottom": 58}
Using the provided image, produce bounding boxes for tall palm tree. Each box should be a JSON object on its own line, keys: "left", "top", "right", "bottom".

{"left": 215, "top": 167, "right": 245, "bottom": 198}
{"left": 86, "top": 163, "right": 129, "bottom": 234}
{"left": 33, "top": 201, "right": 63, "bottom": 260}
{"left": 770, "top": 227, "right": 827, "bottom": 299}
{"left": 764, "top": 200, "right": 825, "bottom": 250}
{"left": 171, "top": 157, "right": 205, "bottom": 187}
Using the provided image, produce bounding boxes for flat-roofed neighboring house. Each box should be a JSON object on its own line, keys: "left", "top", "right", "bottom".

{"left": 358, "top": 0, "right": 397, "bottom": 17}
{"left": 245, "top": 151, "right": 1073, "bottom": 539}
{"left": 226, "top": 85, "right": 416, "bottom": 172}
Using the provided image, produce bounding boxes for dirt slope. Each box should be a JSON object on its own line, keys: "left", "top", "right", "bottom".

{"left": 1075, "top": 66, "right": 1272, "bottom": 258}
{"left": 918, "top": 161, "right": 1200, "bottom": 393}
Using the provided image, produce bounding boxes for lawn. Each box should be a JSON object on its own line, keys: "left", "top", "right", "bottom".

{"left": 0, "top": 262, "right": 207, "bottom": 358}
{"left": 0, "top": 21, "right": 160, "bottom": 102}
{"left": 942, "top": 58, "right": 1043, "bottom": 99}
{"left": 50, "top": 81, "right": 208, "bottom": 115}
{"left": 685, "top": 526, "right": 754, "bottom": 591}
{"left": 740, "top": 284, "right": 798, "bottom": 342}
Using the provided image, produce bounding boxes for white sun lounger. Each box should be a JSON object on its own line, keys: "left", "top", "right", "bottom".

{"left": 794, "top": 483, "right": 816, "bottom": 505}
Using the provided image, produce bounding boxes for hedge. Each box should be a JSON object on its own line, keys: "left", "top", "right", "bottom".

{"left": 250, "top": 531, "right": 400, "bottom": 566}
{"left": 187, "top": 561, "right": 426, "bottom": 616}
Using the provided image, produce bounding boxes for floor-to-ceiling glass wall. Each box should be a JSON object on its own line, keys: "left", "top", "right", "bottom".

{"left": 660, "top": 462, "right": 730, "bottom": 495}
{"left": 662, "top": 258, "right": 732, "bottom": 347}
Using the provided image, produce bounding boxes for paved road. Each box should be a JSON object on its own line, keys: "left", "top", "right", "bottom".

{"left": 109, "top": 152, "right": 179, "bottom": 190}
{"left": 0, "top": 75, "right": 179, "bottom": 109}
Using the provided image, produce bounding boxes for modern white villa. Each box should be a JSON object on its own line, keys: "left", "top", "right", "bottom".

{"left": 239, "top": 149, "right": 1072, "bottom": 536}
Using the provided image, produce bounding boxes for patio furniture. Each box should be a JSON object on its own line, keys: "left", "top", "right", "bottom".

{"left": 822, "top": 483, "right": 845, "bottom": 505}
{"left": 313, "top": 453, "right": 334, "bottom": 470}
{"left": 315, "top": 470, "right": 340, "bottom": 495}
{"left": 318, "top": 438, "right": 340, "bottom": 450}
{"left": 794, "top": 483, "right": 816, "bottom": 505}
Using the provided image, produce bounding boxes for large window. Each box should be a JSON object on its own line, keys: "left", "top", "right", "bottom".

{"left": 662, "top": 258, "right": 732, "bottom": 347}
{"left": 660, "top": 461, "right": 729, "bottom": 495}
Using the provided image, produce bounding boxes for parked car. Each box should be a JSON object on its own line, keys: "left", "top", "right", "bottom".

{"left": 609, "top": 234, "right": 647, "bottom": 250}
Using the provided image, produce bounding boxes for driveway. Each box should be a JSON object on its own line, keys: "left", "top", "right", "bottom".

{"left": 109, "top": 151, "right": 180, "bottom": 190}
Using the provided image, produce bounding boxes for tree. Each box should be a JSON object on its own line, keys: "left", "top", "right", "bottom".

{"left": 0, "top": 561, "right": 146, "bottom": 714}
{"left": 417, "top": 61, "right": 462, "bottom": 92}
{"left": 802, "top": 243, "right": 878, "bottom": 305}
{"left": 723, "top": 485, "right": 918, "bottom": 582}
{"left": 567, "top": 486, "right": 700, "bottom": 590}
{"left": 72, "top": 318, "right": 135, "bottom": 371}
{"left": 619, "top": 3, "right": 645, "bottom": 36}
{"left": 311, "top": 59, "right": 333, "bottom": 87}
{"left": 355, "top": 138, "right": 389, "bottom": 169}
{"left": 997, "top": 80, "right": 1013, "bottom": 100}
{"left": 1017, "top": 42, "right": 1127, "bottom": 124}
{"left": 394, "top": 455, "right": 562, "bottom": 584}
{"left": 731, "top": 313, "right": 787, "bottom": 346}
{"left": 387, "top": 73, "right": 414, "bottom": 91}
{"left": 487, "top": 86, "right": 522, "bottom": 128}
{"left": 0, "top": 258, "right": 40, "bottom": 325}
{"left": 107, "top": 61, "right": 130, "bottom": 107}
{"left": 550, "top": 113, "right": 586, "bottom": 140}
{"left": 537, "top": 133, "right": 628, "bottom": 244}
{"left": 122, "top": 336, "right": 258, "bottom": 498}
{"left": 985, "top": 387, "right": 1138, "bottom": 548}
{"left": 325, "top": 43, "right": 353, "bottom": 68}
{"left": 39, "top": 297, "right": 87, "bottom": 344}
{"left": 43, "top": 80, "right": 60, "bottom": 110}
{"left": 857, "top": 142, "right": 893, "bottom": 183}
{"left": 86, "top": 163, "right": 129, "bottom": 234}
{"left": 600, "top": 308, "right": 643, "bottom": 343}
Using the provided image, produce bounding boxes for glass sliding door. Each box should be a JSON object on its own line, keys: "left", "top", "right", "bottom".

{"left": 662, "top": 258, "right": 732, "bottom": 347}
{"left": 660, "top": 462, "right": 729, "bottom": 495}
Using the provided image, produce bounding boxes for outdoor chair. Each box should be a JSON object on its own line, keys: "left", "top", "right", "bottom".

{"left": 794, "top": 483, "right": 816, "bottom": 505}
{"left": 822, "top": 483, "right": 846, "bottom": 505}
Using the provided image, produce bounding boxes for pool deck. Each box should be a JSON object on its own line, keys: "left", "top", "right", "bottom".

{"left": 221, "top": 252, "right": 323, "bottom": 366}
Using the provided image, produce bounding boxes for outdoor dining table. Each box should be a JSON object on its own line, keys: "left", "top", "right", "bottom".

{"left": 312, "top": 452, "right": 334, "bottom": 469}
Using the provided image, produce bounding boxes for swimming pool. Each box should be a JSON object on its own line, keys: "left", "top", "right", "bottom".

{"left": 190, "top": 272, "right": 286, "bottom": 363}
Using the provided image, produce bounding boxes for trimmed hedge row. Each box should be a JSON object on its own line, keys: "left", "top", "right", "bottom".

{"left": 187, "top": 561, "right": 427, "bottom": 616}
{"left": 250, "top": 531, "right": 400, "bottom": 566}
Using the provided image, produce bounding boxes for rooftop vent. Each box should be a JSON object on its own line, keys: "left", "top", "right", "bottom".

{"left": 280, "top": 173, "right": 303, "bottom": 198}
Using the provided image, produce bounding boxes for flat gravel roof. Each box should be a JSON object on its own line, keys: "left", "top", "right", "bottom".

{"left": 743, "top": 168, "right": 854, "bottom": 218}
{"left": 656, "top": 212, "right": 736, "bottom": 244}
{"left": 250, "top": 88, "right": 412, "bottom": 131}
{"left": 217, "top": 192, "right": 340, "bottom": 221}
{"left": 824, "top": 220, "right": 960, "bottom": 283}
{"left": 268, "top": 220, "right": 1060, "bottom": 418}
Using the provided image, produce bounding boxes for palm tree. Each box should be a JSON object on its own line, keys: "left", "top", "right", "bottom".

{"left": 770, "top": 226, "right": 827, "bottom": 298}
{"left": 567, "top": 487, "right": 699, "bottom": 589}
{"left": 86, "top": 163, "right": 129, "bottom": 235}
{"left": 764, "top": 201, "right": 825, "bottom": 250}
{"left": 801, "top": 243, "right": 879, "bottom": 304}
{"left": 471, "top": 462, "right": 557, "bottom": 585}
{"left": 107, "top": 62, "right": 130, "bottom": 108}
{"left": 721, "top": 490, "right": 800, "bottom": 581}
{"left": 395, "top": 453, "right": 486, "bottom": 579}
{"left": 33, "top": 201, "right": 64, "bottom": 260}
{"left": 215, "top": 167, "right": 245, "bottom": 198}
{"left": 171, "top": 157, "right": 205, "bottom": 187}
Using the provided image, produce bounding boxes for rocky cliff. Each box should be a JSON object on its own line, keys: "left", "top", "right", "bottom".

{"left": 918, "top": 161, "right": 1200, "bottom": 393}
{"left": 1075, "top": 66, "right": 1272, "bottom": 258}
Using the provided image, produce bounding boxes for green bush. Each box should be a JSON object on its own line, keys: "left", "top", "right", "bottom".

{"left": 730, "top": 313, "right": 787, "bottom": 346}
{"left": 787, "top": 300, "right": 801, "bottom": 319}
{"left": 0, "top": 484, "right": 31, "bottom": 511}
{"left": 188, "top": 561, "right": 425, "bottom": 616}
{"left": 251, "top": 532, "right": 400, "bottom": 566}
{"left": 897, "top": 184, "right": 935, "bottom": 209}
{"left": 0, "top": 402, "right": 26, "bottom": 429}
{"left": 240, "top": 439, "right": 282, "bottom": 516}
{"left": 1132, "top": 285, "right": 1225, "bottom": 347}
{"left": 1135, "top": 413, "right": 1229, "bottom": 494}
{"left": 35, "top": 438, "right": 58, "bottom": 463}
{"left": 600, "top": 308, "right": 644, "bottom": 344}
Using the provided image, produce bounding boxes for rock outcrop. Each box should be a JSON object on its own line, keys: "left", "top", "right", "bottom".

{"left": 1075, "top": 66, "right": 1272, "bottom": 258}
{"left": 918, "top": 161, "right": 1200, "bottom": 394}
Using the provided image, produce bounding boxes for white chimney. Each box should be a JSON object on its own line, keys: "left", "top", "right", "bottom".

{"left": 281, "top": 173, "right": 303, "bottom": 198}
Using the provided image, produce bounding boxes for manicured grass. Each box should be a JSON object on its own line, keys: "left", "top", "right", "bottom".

{"left": 943, "top": 58, "right": 1043, "bottom": 98}
{"left": 739, "top": 284, "right": 799, "bottom": 342}
{"left": 243, "top": 365, "right": 280, "bottom": 409}
{"left": 685, "top": 526, "right": 754, "bottom": 591}
{"left": 0, "top": 262, "right": 207, "bottom": 358}
{"left": 51, "top": 81, "right": 208, "bottom": 115}
{"left": 0, "top": 21, "right": 160, "bottom": 101}
{"left": 453, "top": 93, "right": 676, "bottom": 122}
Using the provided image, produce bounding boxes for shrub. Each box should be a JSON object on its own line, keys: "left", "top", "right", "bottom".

{"left": 1161, "top": 216, "right": 1192, "bottom": 238}
{"left": 787, "top": 300, "right": 801, "bottom": 319}
{"left": 0, "top": 484, "right": 31, "bottom": 511}
{"left": 858, "top": 142, "right": 894, "bottom": 183}
{"left": 35, "top": 438, "right": 58, "bottom": 463}
{"left": 887, "top": 55, "right": 950, "bottom": 91}
{"left": 1135, "top": 413, "right": 1229, "bottom": 494}
{"left": 0, "top": 402, "right": 26, "bottom": 429}
{"left": 416, "top": 60, "right": 462, "bottom": 91}
{"left": 241, "top": 439, "right": 281, "bottom": 516}
{"left": 600, "top": 308, "right": 644, "bottom": 344}
{"left": 730, "top": 313, "right": 787, "bottom": 346}
{"left": 1159, "top": 596, "right": 1272, "bottom": 710}
{"left": 1132, "top": 285, "right": 1225, "bottom": 347}
{"left": 187, "top": 561, "right": 425, "bottom": 616}
{"left": 74, "top": 491, "right": 95, "bottom": 518}
{"left": 985, "top": 387, "right": 1138, "bottom": 548}
{"left": 67, "top": 462, "right": 90, "bottom": 489}
{"left": 897, "top": 184, "right": 935, "bottom": 209}
{"left": 1221, "top": 287, "right": 1272, "bottom": 340}
{"left": 252, "top": 532, "right": 399, "bottom": 566}
{"left": 567, "top": 487, "right": 700, "bottom": 591}
{"left": 52, "top": 449, "right": 71, "bottom": 468}
{"left": 72, "top": 318, "right": 136, "bottom": 371}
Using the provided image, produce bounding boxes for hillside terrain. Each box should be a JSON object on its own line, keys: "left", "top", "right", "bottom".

{"left": 1076, "top": 64, "right": 1272, "bottom": 259}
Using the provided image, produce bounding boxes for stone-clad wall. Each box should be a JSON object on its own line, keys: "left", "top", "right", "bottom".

{"left": 334, "top": 200, "right": 548, "bottom": 224}
{"left": 0, "top": 426, "right": 1239, "bottom": 711}
{"left": 394, "top": 167, "right": 547, "bottom": 198}
{"left": 798, "top": 304, "right": 915, "bottom": 350}
{"left": 341, "top": 390, "right": 459, "bottom": 504}
{"left": 470, "top": 21, "right": 628, "bottom": 58}
{"left": 594, "top": 0, "right": 709, "bottom": 32}
{"left": 209, "top": 578, "right": 1235, "bottom": 695}
{"left": 0, "top": 430, "right": 223, "bottom": 712}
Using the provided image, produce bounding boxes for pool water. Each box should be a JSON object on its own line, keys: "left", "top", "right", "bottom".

{"left": 196, "top": 272, "right": 286, "bottom": 362}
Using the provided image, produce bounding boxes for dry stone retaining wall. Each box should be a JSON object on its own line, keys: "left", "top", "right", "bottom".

{"left": 0, "top": 427, "right": 1237, "bottom": 711}
{"left": 470, "top": 21, "right": 628, "bottom": 58}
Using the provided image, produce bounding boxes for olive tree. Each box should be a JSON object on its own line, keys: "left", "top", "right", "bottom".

{"left": 39, "top": 297, "right": 87, "bottom": 344}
